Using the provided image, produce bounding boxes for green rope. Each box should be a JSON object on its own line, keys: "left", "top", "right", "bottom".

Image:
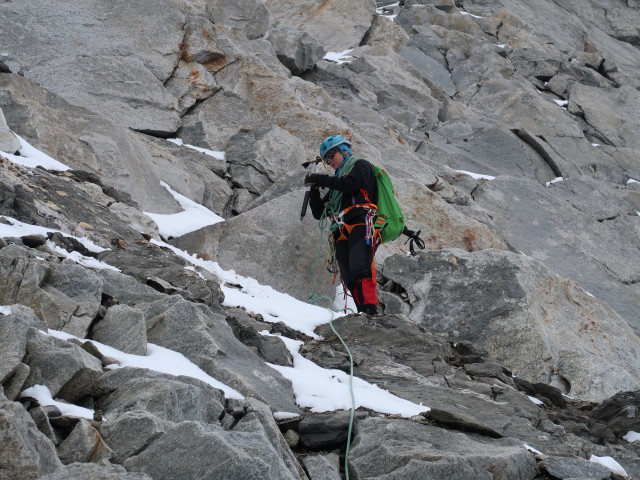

{"left": 328, "top": 313, "right": 356, "bottom": 480}
{"left": 305, "top": 186, "right": 357, "bottom": 480}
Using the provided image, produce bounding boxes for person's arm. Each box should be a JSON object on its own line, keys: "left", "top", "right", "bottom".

{"left": 309, "top": 188, "right": 328, "bottom": 220}
{"left": 304, "top": 160, "right": 372, "bottom": 194}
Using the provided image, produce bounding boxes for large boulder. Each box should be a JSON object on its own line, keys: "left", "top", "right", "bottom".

{"left": 268, "top": 29, "right": 326, "bottom": 76}
{"left": 0, "top": 245, "right": 102, "bottom": 337}
{"left": 264, "top": 0, "right": 376, "bottom": 52}
{"left": 382, "top": 248, "right": 640, "bottom": 402}
{"left": 0, "top": 0, "right": 185, "bottom": 133}
{"left": 569, "top": 84, "right": 640, "bottom": 149}
{"left": 90, "top": 305, "right": 147, "bottom": 356}
{"left": 56, "top": 419, "right": 114, "bottom": 465}
{"left": 23, "top": 330, "right": 103, "bottom": 402}
{"left": 0, "top": 74, "right": 226, "bottom": 214}
{"left": 472, "top": 175, "right": 640, "bottom": 333}
{"left": 307, "top": 314, "right": 553, "bottom": 449}
{"left": 93, "top": 367, "right": 226, "bottom": 424}
{"left": 0, "top": 391, "right": 62, "bottom": 480}
{"left": 0, "top": 108, "right": 19, "bottom": 153}
{"left": 171, "top": 188, "right": 335, "bottom": 301}
{"left": 349, "top": 417, "right": 536, "bottom": 479}
{"left": 123, "top": 420, "right": 304, "bottom": 480}
{"left": 0, "top": 305, "right": 46, "bottom": 384}
{"left": 136, "top": 296, "right": 300, "bottom": 413}
{"left": 99, "top": 410, "right": 172, "bottom": 464}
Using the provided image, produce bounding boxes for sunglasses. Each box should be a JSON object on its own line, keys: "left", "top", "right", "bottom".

{"left": 323, "top": 148, "right": 339, "bottom": 163}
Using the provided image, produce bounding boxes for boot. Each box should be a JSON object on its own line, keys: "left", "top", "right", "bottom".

{"left": 360, "top": 304, "right": 378, "bottom": 315}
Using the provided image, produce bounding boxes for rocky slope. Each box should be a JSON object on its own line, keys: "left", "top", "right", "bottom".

{"left": 1, "top": 0, "right": 639, "bottom": 479}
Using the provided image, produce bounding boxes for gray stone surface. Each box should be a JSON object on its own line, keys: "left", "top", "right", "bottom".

{"left": 0, "top": 73, "right": 218, "bottom": 214}
{"left": 123, "top": 421, "right": 302, "bottom": 480}
{"left": 226, "top": 126, "right": 308, "bottom": 196}
{"left": 3, "top": 362, "right": 30, "bottom": 402}
{"left": 93, "top": 367, "right": 225, "bottom": 425}
{"left": 38, "top": 462, "right": 152, "bottom": 480}
{"left": 0, "top": 108, "right": 19, "bottom": 153}
{"left": 91, "top": 305, "right": 147, "bottom": 355}
{"left": 207, "top": 0, "right": 270, "bottom": 40}
{"left": 26, "top": 56, "right": 180, "bottom": 135}
{"left": 349, "top": 417, "right": 536, "bottom": 480}
{"left": 264, "top": 0, "right": 376, "bottom": 52}
{"left": 301, "top": 454, "right": 342, "bottom": 480}
{"left": 0, "top": 305, "right": 46, "bottom": 383}
{"left": 56, "top": 419, "right": 114, "bottom": 465}
{"left": 589, "top": 391, "right": 640, "bottom": 438}
{"left": 382, "top": 249, "right": 640, "bottom": 402}
{"left": 269, "top": 29, "right": 326, "bottom": 75}
{"left": 0, "top": 0, "right": 184, "bottom": 133}
{"left": 539, "top": 455, "right": 612, "bottom": 480}
{"left": 0, "top": 392, "right": 62, "bottom": 479}
{"left": 234, "top": 398, "right": 307, "bottom": 480}
{"left": 23, "top": 330, "right": 103, "bottom": 401}
{"left": 100, "top": 411, "right": 172, "bottom": 465}
{"left": 138, "top": 296, "right": 300, "bottom": 413}
{"left": 472, "top": 175, "right": 640, "bottom": 334}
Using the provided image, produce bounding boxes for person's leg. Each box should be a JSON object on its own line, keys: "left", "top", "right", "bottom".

{"left": 347, "top": 225, "right": 378, "bottom": 314}
{"left": 334, "top": 233, "right": 354, "bottom": 307}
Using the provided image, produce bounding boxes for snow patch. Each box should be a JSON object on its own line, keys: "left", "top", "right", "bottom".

{"left": 46, "top": 240, "right": 120, "bottom": 272}
{"left": 324, "top": 49, "right": 354, "bottom": 64}
{"left": 0, "top": 216, "right": 110, "bottom": 254}
{"left": 267, "top": 334, "right": 430, "bottom": 418}
{"left": 527, "top": 395, "right": 545, "bottom": 406}
{"left": 589, "top": 455, "right": 628, "bottom": 477}
{"left": 46, "top": 329, "right": 244, "bottom": 400}
{"left": 545, "top": 177, "right": 565, "bottom": 187}
{"left": 273, "top": 411, "right": 301, "bottom": 421}
{"left": 21, "top": 385, "right": 95, "bottom": 420}
{"left": 449, "top": 167, "right": 496, "bottom": 180}
{"left": 0, "top": 134, "right": 70, "bottom": 171}
{"left": 150, "top": 239, "right": 333, "bottom": 338}
{"left": 524, "top": 443, "right": 543, "bottom": 455}
{"left": 460, "top": 10, "right": 483, "bottom": 18}
{"left": 623, "top": 431, "right": 640, "bottom": 443}
{"left": 144, "top": 181, "right": 224, "bottom": 238}
{"left": 166, "top": 138, "right": 225, "bottom": 160}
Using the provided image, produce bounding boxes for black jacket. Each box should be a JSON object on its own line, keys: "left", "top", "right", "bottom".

{"left": 309, "top": 158, "right": 378, "bottom": 224}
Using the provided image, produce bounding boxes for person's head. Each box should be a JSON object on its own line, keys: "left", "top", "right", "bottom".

{"left": 319, "top": 135, "right": 352, "bottom": 170}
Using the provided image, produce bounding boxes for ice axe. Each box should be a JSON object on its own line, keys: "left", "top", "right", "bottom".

{"left": 300, "top": 156, "right": 322, "bottom": 220}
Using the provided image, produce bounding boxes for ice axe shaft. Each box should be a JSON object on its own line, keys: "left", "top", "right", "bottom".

{"left": 300, "top": 157, "right": 321, "bottom": 220}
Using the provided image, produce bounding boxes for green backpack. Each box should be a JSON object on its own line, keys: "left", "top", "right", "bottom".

{"left": 371, "top": 165, "right": 405, "bottom": 243}
{"left": 338, "top": 157, "right": 405, "bottom": 244}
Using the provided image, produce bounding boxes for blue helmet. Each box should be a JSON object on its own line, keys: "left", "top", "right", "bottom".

{"left": 319, "top": 135, "right": 351, "bottom": 160}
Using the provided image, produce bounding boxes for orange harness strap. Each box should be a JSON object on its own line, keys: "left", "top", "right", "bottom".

{"left": 335, "top": 222, "right": 365, "bottom": 242}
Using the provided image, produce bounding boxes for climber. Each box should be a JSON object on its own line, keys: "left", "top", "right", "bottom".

{"left": 304, "top": 135, "right": 380, "bottom": 315}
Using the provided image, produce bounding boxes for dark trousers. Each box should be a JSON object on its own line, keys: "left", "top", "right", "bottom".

{"left": 334, "top": 223, "right": 379, "bottom": 313}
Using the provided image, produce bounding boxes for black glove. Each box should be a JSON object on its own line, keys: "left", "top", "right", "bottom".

{"left": 403, "top": 227, "right": 426, "bottom": 256}
{"left": 304, "top": 173, "right": 331, "bottom": 188}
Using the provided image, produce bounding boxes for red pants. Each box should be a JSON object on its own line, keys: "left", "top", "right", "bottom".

{"left": 334, "top": 223, "right": 379, "bottom": 313}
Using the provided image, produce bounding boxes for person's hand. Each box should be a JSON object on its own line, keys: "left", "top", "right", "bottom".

{"left": 304, "top": 173, "right": 330, "bottom": 187}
